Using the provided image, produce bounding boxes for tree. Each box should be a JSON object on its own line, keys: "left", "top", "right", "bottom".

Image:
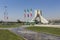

{"left": 34, "top": 20, "right": 39, "bottom": 24}
{"left": 17, "top": 20, "right": 22, "bottom": 23}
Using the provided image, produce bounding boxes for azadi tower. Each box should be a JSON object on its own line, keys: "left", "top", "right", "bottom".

{"left": 31, "top": 10, "right": 49, "bottom": 24}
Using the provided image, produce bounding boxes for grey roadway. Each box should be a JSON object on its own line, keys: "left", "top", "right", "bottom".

{"left": 0, "top": 25, "right": 60, "bottom": 40}
{"left": 9, "top": 25, "right": 39, "bottom": 40}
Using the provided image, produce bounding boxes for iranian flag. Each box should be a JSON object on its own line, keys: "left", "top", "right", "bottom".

{"left": 24, "top": 13, "right": 26, "bottom": 17}
{"left": 27, "top": 9, "right": 29, "bottom": 17}
{"left": 30, "top": 8, "right": 32, "bottom": 17}
{"left": 27, "top": 14, "right": 29, "bottom": 17}
{"left": 30, "top": 13, "right": 32, "bottom": 17}
{"left": 7, "top": 16, "right": 8, "bottom": 19}
{"left": 24, "top": 9, "right": 26, "bottom": 17}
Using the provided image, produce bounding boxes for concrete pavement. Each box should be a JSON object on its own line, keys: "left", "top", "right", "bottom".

{"left": 34, "top": 24, "right": 60, "bottom": 28}
{"left": 0, "top": 25, "right": 60, "bottom": 40}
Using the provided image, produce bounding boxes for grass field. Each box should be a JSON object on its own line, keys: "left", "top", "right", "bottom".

{"left": 0, "top": 30, "right": 25, "bottom": 40}
{"left": 0, "top": 23, "right": 22, "bottom": 28}
{"left": 26, "top": 26, "right": 60, "bottom": 35}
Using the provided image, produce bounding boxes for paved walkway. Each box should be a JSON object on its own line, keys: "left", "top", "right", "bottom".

{"left": 0, "top": 25, "right": 60, "bottom": 40}
{"left": 34, "top": 25, "right": 60, "bottom": 28}
{"left": 9, "top": 25, "right": 60, "bottom": 40}
{"left": 8, "top": 25, "right": 39, "bottom": 40}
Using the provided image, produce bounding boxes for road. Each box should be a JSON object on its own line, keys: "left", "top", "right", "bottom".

{"left": 0, "top": 25, "right": 60, "bottom": 40}
{"left": 9, "top": 25, "right": 39, "bottom": 40}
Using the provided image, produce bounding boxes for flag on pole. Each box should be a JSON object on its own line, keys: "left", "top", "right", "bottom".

{"left": 30, "top": 8, "right": 32, "bottom": 17}
{"left": 7, "top": 16, "right": 8, "bottom": 19}
{"left": 30, "top": 13, "right": 32, "bottom": 17}
{"left": 27, "top": 14, "right": 29, "bottom": 17}
{"left": 4, "top": 12, "right": 5, "bottom": 15}
{"left": 24, "top": 14, "right": 26, "bottom": 17}
{"left": 27, "top": 9, "right": 29, "bottom": 12}
{"left": 27, "top": 9, "right": 29, "bottom": 17}
{"left": 24, "top": 9, "right": 26, "bottom": 17}
{"left": 24, "top": 9, "right": 26, "bottom": 13}
{"left": 30, "top": 8, "right": 32, "bottom": 11}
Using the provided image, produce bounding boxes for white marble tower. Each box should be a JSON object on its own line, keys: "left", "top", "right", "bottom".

{"left": 31, "top": 10, "right": 49, "bottom": 24}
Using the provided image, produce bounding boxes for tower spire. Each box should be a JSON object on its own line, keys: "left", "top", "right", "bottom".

{"left": 31, "top": 10, "right": 49, "bottom": 24}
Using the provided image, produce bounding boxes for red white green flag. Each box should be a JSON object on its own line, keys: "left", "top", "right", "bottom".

{"left": 30, "top": 13, "right": 32, "bottom": 17}
{"left": 24, "top": 9, "right": 26, "bottom": 17}
{"left": 27, "top": 9, "right": 29, "bottom": 17}
{"left": 27, "top": 14, "right": 29, "bottom": 17}
{"left": 30, "top": 8, "right": 32, "bottom": 17}
{"left": 7, "top": 16, "right": 8, "bottom": 19}
{"left": 24, "top": 13, "right": 26, "bottom": 17}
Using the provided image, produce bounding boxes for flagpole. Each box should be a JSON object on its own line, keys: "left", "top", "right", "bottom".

{"left": 4, "top": 6, "right": 8, "bottom": 24}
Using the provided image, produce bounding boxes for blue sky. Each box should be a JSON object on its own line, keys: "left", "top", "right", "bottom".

{"left": 0, "top": 0, "right": 60, "bottom": 21}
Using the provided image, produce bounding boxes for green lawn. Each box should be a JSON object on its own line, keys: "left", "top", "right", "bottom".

{"left": 0, "top": 30, "right": 25, "bottom": 40}
{"left": 0, "top": 23, "right": 22, "bottom": 28}
{"left": 26, "top": 26, "right": 60, "bottom": 35}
